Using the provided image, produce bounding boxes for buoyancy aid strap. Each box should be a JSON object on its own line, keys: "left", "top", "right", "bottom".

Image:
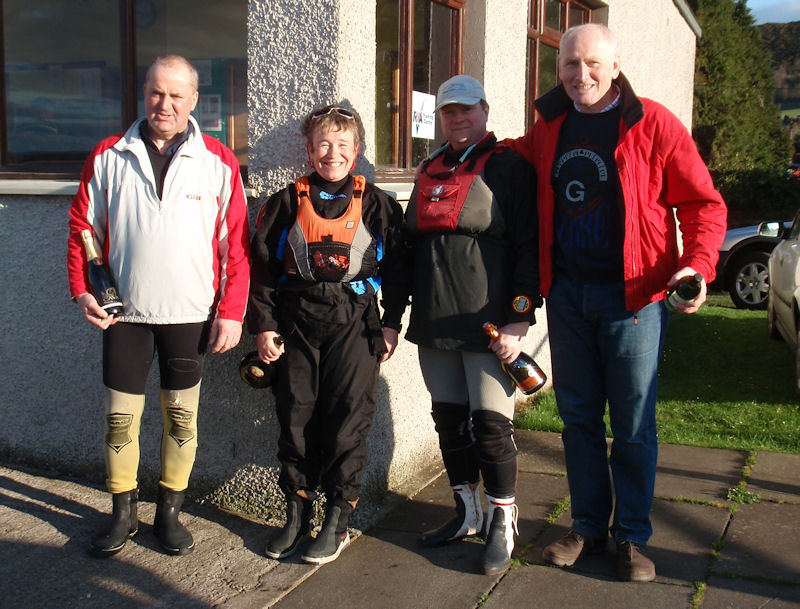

{"left": 294, "top": 174, "right": 365, "bottom": 201}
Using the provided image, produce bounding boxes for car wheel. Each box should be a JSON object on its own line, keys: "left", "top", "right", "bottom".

{"left": 767, "top": 291, "right": 781, "bottom": 340}
{"left": 727, "top": 250, "right": 771, "bottom": 310}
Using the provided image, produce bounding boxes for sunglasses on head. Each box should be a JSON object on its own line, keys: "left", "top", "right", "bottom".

{"left": 311, "top": 106, "right": 355, "bottom": 120}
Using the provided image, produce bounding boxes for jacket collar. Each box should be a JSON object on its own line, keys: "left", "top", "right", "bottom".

{"left": 534, "top": 71, "right": 644, "bottom": 131}
{"left": 115, "top": 115, "right": 204, "bottom": 156}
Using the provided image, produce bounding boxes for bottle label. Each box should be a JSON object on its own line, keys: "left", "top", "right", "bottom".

{"left": 517, "top": 374, "right": 546, "bottom": 393}
{"left": 99, "top": 291, "right": 121, "bottom": 306}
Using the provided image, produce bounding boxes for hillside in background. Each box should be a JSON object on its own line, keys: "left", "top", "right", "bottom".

{"left": 758, "top": 21, "right": 800, "bottom": 108}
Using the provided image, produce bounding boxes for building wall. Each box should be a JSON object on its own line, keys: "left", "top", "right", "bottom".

{"left": 607, "top": 0, "right": 698, "bottom": 128}
{"left": 464, "top": 0, "right": 530, "bottom": 140}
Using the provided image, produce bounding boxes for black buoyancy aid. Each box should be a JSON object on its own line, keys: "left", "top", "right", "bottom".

{"left": 284, "top": 175, "right": 375, "bottom": 282}
{"left": 409, "top": 144, "right": 501, "bottom": 234}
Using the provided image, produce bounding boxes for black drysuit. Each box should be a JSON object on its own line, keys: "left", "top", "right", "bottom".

{"left": 248, "top": 172, "right": 408, "bottom": 503}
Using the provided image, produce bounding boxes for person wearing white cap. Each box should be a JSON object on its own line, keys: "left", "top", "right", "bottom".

{"left": 403, "top": 74, "right": 542, "bottom": 575}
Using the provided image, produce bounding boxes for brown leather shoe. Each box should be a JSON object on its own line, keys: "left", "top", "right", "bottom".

{"left": 616, "top": 541, "right": 656, "bottom": 582}
{"left": 541, "top": 529, "right": 608, "bottom": 567}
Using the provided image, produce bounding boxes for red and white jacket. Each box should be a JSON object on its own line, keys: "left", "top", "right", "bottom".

{"left": 506, "top": 73, "right": 727, "bottom": 312}
{"left": 67, "top": 116, "right": 250, "bottom": 324}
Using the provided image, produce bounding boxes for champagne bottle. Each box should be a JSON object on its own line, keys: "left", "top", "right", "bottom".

{"left": 79, "top": 229, "right": 123, "bottom": 316}
{"left": 239, "top": 336, "right": 285, "bottom": 389}
{"left": 482, "top": 322, "right": 547, "bottom": 395}
{"left": 665, "top": 272, "right": 703, "bottom": 312}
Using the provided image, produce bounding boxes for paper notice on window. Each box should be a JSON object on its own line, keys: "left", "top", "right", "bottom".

{"left": 412, "top": 91, "right": 436, "bottom": 140}
{"left": 199, "top": 95, "right": 222, "bottom": 131}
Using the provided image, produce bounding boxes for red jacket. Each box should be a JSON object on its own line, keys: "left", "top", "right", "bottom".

{"left": 507, "top": 73, "right": 727, "bottom": 311}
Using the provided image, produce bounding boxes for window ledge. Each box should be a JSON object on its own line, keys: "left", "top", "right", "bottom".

{"left": 375, "top": 181, "right": 414, "bottom": 203}
{"left": 0, "top": 179, "right": 80, "bottom": 196}
{"left": 0, "top": 179, "right": 259, "bottom": 199}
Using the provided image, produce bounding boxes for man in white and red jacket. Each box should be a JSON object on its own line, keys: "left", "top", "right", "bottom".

{"left": 66, "top": 55, "right": 249, "bottom": 559}
{"left": 506, "top": 24, "right": 726, "bottom": 581}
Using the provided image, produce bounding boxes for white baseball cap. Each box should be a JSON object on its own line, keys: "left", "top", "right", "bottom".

{"left": 435, "top": 75, "right": 487, "bottom": 111}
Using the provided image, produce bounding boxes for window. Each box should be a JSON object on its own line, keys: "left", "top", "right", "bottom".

{"left": 375, "top": 0, "right": 464, "bottom": 175}
{"left": 1, "top": 0, "right": 247, "bottom": 177}
{"left": 526, "top": 0, "right": 591, "bottom": 128}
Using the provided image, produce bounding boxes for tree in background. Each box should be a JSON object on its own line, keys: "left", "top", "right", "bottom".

{"left": 690, "top": 0, "right": 796, "bottom": 225}
{"left": 692, "top": 0, "right": 790, "bottom": 171}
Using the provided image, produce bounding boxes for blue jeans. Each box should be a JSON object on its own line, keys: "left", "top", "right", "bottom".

{"left": 546, "top": 275, "right": 669, "bottom": 545}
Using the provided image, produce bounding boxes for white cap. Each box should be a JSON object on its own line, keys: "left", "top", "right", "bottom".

{"left": 435, "top": 75, "right": 487, "bottom": 111}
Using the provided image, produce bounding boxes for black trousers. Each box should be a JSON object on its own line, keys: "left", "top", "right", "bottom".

{"left": 273, "top": 311, "right": 379, "bottom": 503}
{"left": 102, "top": 321, "right": 209, "bottom": 392}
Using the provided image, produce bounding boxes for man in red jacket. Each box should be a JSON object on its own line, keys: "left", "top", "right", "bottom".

{"left": 506, "top": 24, "right": 726, "bottom": 581}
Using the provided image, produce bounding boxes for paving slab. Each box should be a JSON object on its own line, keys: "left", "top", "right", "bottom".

{"left": 483, "top": 562, "right": 696, "bottom": 609}
{"left": 703, "top": 575, "right": 800, "bottom": 608}
{"left": 515, "top": 430, "right": 567, "bottom": 474}
{"left": 517, "top": 433, "right": 746, "bottom": 505}
{"left": 373, "top": 468, "right": 568, "bottom": 545}
{"left": 747, "top": 451, "right": 800, "bottom": 504}
{"left": 655, "top": 444, "right": 746, "bottom": 504}
{"left": 272, "top": 528, "right": 497, "bottom": 609}
{"left": 0, "top": 466, "right": 312, "bottom": 609}
{"left": 278, "top": 471, "right": 568, "bottom": 608}
{"left": 525, "top": 497, "right": 729, "bottom": 585}
{"left": 713, "top": 502, "right": 800, "bottom": 584}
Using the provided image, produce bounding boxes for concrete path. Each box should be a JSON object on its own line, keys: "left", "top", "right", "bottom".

{"left": 2, "top": 431, "right": 799, "bottom": 608}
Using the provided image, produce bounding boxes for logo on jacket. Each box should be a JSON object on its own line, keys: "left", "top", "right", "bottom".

{"left": 186, "top": 193, "right": 202, "bottom": 201}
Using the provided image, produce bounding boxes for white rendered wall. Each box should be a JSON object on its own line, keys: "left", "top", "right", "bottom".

{"left": 607, "top": 0, "right": 697, "bottom": 128}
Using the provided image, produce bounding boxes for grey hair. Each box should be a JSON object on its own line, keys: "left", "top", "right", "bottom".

{"left": 145, "top": 55, "right": 199, "bottom": 91}
{"left": 560, "top": 23, "right": 618, "bottom": 55}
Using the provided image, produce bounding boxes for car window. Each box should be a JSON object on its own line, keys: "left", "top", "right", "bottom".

{"left": 789, "top": 211, "right": 800, "bottom": 240}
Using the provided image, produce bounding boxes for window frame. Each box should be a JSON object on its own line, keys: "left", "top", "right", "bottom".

{"left": 376, "top": 0, "right": 464, "bottom": 181}
{"left": 526, "top": 0, "right": 592, "bottom": 129}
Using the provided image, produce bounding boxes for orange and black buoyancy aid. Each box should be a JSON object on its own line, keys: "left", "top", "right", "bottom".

{"left": 283, "top": 175, "right": 375, "bottom": 283}
{"left": 410, "top": 137, "right": 500, "bottom": 234}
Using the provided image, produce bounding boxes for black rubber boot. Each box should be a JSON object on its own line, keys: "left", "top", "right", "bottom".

{"left": 154, "top": 486, "right": 194, "bottom": 556}
{"left": 89, "top": 489, "right": 139, "bottom": 558}
{"left": 265, "top": 494, "right": 313, "bottom": 559}
{"left": 301, "top": 503, "right": 351, "bottom": 564}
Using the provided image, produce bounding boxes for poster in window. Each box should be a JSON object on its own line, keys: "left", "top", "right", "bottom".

{"left": 199, "top": 95, "right": 222, "bottom": 132}
{"left": 411, "top": 91, "right": 435, "bottom": 140}
{"left": 195, "top": 59, "right": 213, "bottom": 87}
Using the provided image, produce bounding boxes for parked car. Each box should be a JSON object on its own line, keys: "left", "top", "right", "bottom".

{"left": 712, "top": 222, "right": 784, "bottom": 309}
{"left": 766, "top": 211, "right": 800, "bottom": 394}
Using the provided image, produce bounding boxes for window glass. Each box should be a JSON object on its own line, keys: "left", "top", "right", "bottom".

{"left": 374, "top": 0, "right": 458, "bottom": 169}
{"left": 538, "top": 44, "right": 559, "bottom": 99}
{"left": 526, "top": 0, "right": 592, "bottom": 129}
{"left": 135, "top": 0, "right": 248, "bottom": 166}
{"left": 2, "top": 0, "right": 247, "bottom": 172}
{"left": 412, "top": 0, "right": 452, "bottom": 166}
{"left": 376, "top": 0, "right": 401, "bottom": 166}
{"left": 569, "top": 5, "right": 588, "bottom": 27}
{"left": 3, "top": 0, "right": 122, "bottom": 164}
{"left": 790, "top": 212, "right": 800, "bottom": 240}
{"left": 544, "top": 0, "right": 562, "bottom": 31}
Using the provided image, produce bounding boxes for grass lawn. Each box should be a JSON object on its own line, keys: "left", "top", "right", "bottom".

{"left": 514, "top": 294, "right": 800, "bottom": 454}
